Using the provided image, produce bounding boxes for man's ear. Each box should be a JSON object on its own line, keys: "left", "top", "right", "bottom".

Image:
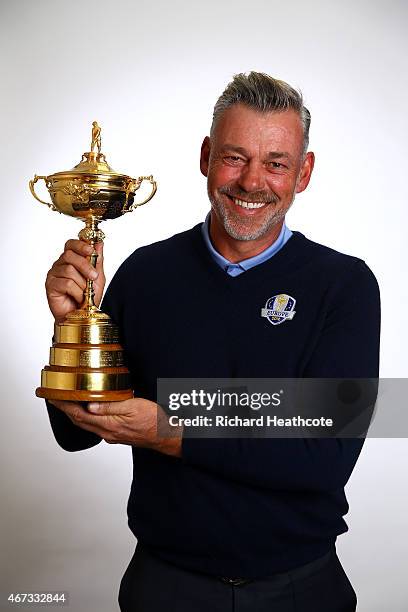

{"left": 295, "top": 151, "right": 315, "bottom": 194}
{"left": 200, "top": 136, "right": 211, "bottom": 177}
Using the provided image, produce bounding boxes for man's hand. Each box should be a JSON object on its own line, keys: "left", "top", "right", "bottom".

{"left": 46, "top": 239, "right": 106, "bottom": 323}
{"left": 48, "top": 397, "right": 183, "bottom": 458}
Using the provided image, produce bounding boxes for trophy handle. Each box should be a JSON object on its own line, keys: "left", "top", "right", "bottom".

{"left": 124, "top": 175, "right": 157, "bottom": 212}
{"left": 29, "top": 175, "right": 57, "bottom": 210}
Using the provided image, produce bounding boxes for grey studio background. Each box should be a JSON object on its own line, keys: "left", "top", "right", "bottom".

{"left": 0, "top": 0, "right": 407, "bottom": 610}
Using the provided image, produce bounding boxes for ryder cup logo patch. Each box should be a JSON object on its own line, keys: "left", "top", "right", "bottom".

{"left": 261, "top": 294, "right": 296, "bottom": 326}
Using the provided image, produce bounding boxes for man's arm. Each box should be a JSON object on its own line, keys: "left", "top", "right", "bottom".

{"left": 43, "top": 239, "right": 106, "bottom": 451}
{"left": 181, "top": 259, "right": 381, "bottom": 492}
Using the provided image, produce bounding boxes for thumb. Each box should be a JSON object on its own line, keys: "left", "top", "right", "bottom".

{"left": 95, "top": 242, "right": 104, "bottom": 268}
{"left": 88, "top": 399, "right": 133, "bottom": 415}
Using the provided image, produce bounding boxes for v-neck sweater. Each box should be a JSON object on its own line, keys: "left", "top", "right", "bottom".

{"left": 46, "top": 223, "right": 381, "bottom": 579}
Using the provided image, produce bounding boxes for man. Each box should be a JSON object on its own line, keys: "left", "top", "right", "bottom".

{"left": 90, "top": 120, "right": 102, "bottom": 154}
{"left": 45, "top": 72, "right": 380, "bottom": 611}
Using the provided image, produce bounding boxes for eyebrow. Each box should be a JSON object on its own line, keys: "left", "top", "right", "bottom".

{"left": 265, "top": 151, "right": 292, "bottom": 161}
{"left": 220, "top": 145, "right": 248, "bottom": 155}
{"left": 220, "top": 145, "right": 293, "bottom": 161}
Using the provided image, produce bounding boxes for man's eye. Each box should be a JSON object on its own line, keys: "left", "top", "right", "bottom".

{"left": 224, "top": 156, "right": 244, "bottom": 163}
{"left": 269, "top": 161, "right": 284, "bottom": 169}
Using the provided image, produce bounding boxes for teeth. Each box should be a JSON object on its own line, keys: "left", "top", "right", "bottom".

{"left": 233, "top": 198, "right": 266, "bottom": 209}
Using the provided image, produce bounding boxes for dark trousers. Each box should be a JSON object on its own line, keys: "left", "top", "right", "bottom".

{"left": 119, "top": 544, "right": 357, "bottom": 612}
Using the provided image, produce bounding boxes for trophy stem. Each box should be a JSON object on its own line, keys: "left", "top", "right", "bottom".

{"left": 82, "top": 248, "right": 98, "bottom": 311}
{"left": 78, "top": 217, "right": 105, "bottom": 315}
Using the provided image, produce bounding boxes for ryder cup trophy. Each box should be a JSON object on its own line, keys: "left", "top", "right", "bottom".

{"left": 29, "top": 122, "right": 157, "bottom": 401}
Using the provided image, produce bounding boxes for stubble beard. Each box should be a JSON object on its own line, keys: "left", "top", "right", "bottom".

{"left": 208, "top": 185, "right": 295, "bottom": 241}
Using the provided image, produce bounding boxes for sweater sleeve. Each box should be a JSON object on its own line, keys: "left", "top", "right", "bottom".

{"left": 46, "top": 400, "right": 102, "bottom": 452}
{"left": 181, "top": 259, "right": 381, "bottom": 492}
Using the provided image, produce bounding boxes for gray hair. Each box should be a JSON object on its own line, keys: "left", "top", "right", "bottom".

{"left": 211, "top": 72, "right": 311, "bottom": 155}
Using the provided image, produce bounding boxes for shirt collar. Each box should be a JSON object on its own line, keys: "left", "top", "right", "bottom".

{"left": 201, "top": 212, "right": 291, "bottom": 273}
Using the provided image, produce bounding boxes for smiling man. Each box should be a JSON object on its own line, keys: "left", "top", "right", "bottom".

{"left": 45, "top": 73, "right": 380, "bottom": 612}
{"left": 202, "top": 95, "right": 313, "bottom": 256}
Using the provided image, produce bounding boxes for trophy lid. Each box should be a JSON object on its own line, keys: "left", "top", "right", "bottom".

{"left": 50, "top": 121, "right": 129, "bottom": 179}
{"left": 29, "top": 121, "right": 157, "bottom": 223}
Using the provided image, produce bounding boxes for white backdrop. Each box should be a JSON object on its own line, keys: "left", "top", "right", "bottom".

{"left": 1, "top": 0, "right": 407, "bottom": 610}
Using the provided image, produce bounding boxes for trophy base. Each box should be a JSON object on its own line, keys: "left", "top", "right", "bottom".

{"left": 37, "top": 310, "right": 134, "bottom": 403}
{"left": 36, "top": 387, "right": 133, "bottom": 402}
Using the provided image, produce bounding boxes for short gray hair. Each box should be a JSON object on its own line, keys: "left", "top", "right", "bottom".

{"left": 211, "top": 72, "right": 311, "bottom": 155}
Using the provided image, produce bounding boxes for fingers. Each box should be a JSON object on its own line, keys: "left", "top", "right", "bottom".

{"left": 64, "top": 239, "right": 93, "bottom": 257}
{"left": 45, "top": 237, "right": 106, "bottom": 321}
{"left": 46, "top": 275, "right": 85, "bottom": 305}
{"left": 61, "top": 239, "right": 105, "bottom": 281}
{"left": 47, "top": 241, "right": 101, "bottom": 298}
{"left": 65, "top": 238, "right": 104, "bottom": 259}
{"left": 57, "top": 248, "right": 99, "bottom": 281}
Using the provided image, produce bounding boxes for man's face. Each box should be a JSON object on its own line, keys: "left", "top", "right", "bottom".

{"left": 200, "top": 104, "right": 314, "bottom": 241}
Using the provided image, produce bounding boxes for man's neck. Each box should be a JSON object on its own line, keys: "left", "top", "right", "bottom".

{"left": 209, "top": 211, "right": 285, "bottom": 263}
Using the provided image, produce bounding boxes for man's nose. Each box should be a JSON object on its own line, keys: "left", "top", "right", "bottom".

{"left": 237, "top": 161, "right": 265, "bottom": 193}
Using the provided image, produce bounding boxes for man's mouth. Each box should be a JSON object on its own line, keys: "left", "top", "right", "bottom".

{"left": 233, "top": 198, "right": 267, "bottom": 209}
{"left": 226, "top": 194, "right": 268, "bottom": 210}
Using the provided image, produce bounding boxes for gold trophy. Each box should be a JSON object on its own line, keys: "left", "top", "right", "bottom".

{"left": 29, "top": 122, "right": 157, "bottom": 401}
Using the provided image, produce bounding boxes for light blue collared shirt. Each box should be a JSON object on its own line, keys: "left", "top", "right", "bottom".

{"left": 201, "top": 212, "right": 293, "bottom": 276}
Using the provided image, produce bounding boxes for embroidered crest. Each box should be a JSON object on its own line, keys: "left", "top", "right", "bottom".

{"left": 261, "top": 294, "right": 296, "bottom": 326}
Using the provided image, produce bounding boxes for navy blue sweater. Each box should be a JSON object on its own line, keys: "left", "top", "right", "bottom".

{"left": 46, "top": 225, "right": 381, "bottom": 578}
